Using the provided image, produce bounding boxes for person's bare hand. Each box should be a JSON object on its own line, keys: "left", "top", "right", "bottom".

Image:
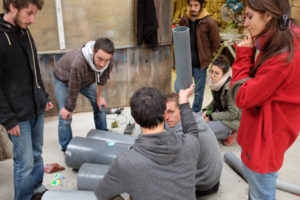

{"left": 237, "top": 31, "right": 254, "bottom": 48}
{"left": 45, "top": 102, "right": 54, "bottom": 111}
{"left": 59, "top": 107, "right": 72, "bottom": 120}
{"left": 202, "top": 112, "right": 210, "bottom": 122}
{"left": 8, "top": 125, "right": 20, "bottom": 136}
{"left": 97, "top": 97, "right": 107, "bottom": 110}
{"left": 178, "top": 84, "right": 195, "bottom": 104}
{"left": 202, "top": 111, "right": 207, "bottom": 119}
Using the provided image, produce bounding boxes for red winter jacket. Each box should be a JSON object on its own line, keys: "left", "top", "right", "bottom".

{"left": 230, "top": 26, "right": 300, "bottom": 173}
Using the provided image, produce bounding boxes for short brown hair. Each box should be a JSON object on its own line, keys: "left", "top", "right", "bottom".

{"left": 212, "top": 55, "right": 230, "bottom": 74}
{"left": 94, "top": 38, "right": 114, "bottom": 55}
{"left": 166, "top": 93, "right": 179, "bottom": 107}
{"left": 3, "top": 0, "right": 44, "bottom": 13}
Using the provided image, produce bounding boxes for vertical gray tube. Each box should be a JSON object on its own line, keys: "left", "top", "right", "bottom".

{"left": 77, "top": 163, "right": 109, "bottom": 191}
{"left": 86, "top": 129, "right": 136, "bottom": 145}
{"left": 65, "top": 137, "right": 131, "bottom": 169}
{"left": 172, "top": 26, "right": 193, "bottom": 91}
{"left": 42, "top": 191, "right": 97, "bottom": 200}
{"left": 224, "top": 151, "right": 300, "bottom": 195}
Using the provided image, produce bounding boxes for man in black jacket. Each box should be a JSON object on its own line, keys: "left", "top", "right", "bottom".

{"left": 0, "top": 0, "right": 53, "bottom": 200}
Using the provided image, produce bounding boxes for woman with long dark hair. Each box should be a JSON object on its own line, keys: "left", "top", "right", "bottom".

{"left": 230, "top": 0, "right": 300, "bottom": 199}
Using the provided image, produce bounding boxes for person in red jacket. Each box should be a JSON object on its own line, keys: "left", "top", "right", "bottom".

{"left": 230, "top": 0, "right": 300, "bottom": 199}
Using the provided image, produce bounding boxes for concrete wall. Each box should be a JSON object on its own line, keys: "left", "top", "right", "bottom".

{"left": 292, "top": 0, "right": 300, "bottom": 22}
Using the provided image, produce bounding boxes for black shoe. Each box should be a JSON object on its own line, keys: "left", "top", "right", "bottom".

{"left": 31, "top": 189, "right": 47, "bottom": 200}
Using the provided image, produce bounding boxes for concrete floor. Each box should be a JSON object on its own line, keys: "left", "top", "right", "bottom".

{"left": 1, "top": 72, "right": 300, "bottom": 199}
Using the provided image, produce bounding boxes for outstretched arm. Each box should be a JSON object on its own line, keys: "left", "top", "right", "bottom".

{"left": 178, "top": 84, "right": 199, "bottom": 138}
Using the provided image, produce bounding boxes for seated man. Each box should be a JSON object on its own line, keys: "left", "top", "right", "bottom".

{"left": 165, "top": 93, "right": 223, "bottom": 198}
{"left": 94, "top": 85, "right": 200, "bottom": 200}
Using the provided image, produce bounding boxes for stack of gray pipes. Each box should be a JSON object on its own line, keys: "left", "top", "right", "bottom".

{"left": 42, "top": 129, "right": 136, "bottom": 200}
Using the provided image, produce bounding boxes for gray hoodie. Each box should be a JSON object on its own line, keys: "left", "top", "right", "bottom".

{"left": 170, "top": 112, "right": 223, "bottom": 191}
{"left": 94, "top": 103, "right": 200, "bottom": 200}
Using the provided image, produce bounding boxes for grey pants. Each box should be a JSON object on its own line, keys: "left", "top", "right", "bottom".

{"left": 207, "top": 120, "right": 233, "bottom": 140}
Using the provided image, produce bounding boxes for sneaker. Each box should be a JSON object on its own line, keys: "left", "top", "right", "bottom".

{"left": 223, "top": 131, "right": 236, "bottom": 146}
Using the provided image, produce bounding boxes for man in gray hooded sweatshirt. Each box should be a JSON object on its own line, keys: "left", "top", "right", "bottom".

{"left": 94, "top": 84, "right": 200, "bottom": 200}
{"left": 53, "top": 38, "right": 114, "bottom": 152}
{"left": 164, "top": 93, "right": 223, "bottom": 198}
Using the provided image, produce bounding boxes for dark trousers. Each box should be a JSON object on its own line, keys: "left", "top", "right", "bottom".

{"left": 195, "top": 182, "right": 220, "bottom": 198}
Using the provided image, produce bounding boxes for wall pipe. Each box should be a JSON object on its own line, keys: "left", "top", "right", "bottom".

{"left": 172, "top": 26, "right": 193, "bottom": 91}
{"left": 86, "top": 129, "right": 136, "bottom": 145}
{"left": 77, "top": 163, "right": 109, "bottom": 191}
{"left": 42, "top": 190, "right": 96, "bottom": 200}
{"left": 65, "top": 137, "right": 131, "bottom": 169}
{"left": 224, "top": 151, "right": 300, "bottom": 195}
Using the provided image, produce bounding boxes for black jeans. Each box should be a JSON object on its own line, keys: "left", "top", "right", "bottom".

{"left": 195, "top": 182, "right": 220, "bottom": 198}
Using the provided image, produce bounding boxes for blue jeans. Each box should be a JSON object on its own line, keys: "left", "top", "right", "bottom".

{"left": 54, "top": 77, "right": 107, "bottom": 152}
{"left": 242, "top": 162, "right": 278, "bottom": 200}
{"left": 192, "top": 67, "right": 207, "bottom": 112}
{"left": 8, "top": 113, "right": 45, "bottom": 200}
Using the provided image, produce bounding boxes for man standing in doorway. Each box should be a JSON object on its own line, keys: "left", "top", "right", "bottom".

{"left": 179, "top": 0, "right": 220, "bottom": 112}
{"left": 53, "top": 38, "right": 114, "bottom": 152}
{"left": 0, "top": 0, "right": 53, "bottom": 199}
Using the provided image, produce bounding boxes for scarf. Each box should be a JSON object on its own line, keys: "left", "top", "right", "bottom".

{"left": 207, "top": 69, "right": 232, "bottom": 91}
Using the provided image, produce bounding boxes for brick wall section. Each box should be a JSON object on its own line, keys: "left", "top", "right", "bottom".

{"left": 292, "top": 0, "right": 300, "bottom": 22}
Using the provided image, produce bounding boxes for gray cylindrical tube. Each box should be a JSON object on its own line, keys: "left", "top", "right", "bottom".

{"left": 223, "top": 151, "right": 244, "bottom": 179}
{"left": 172, "top": 26, "right": 193, "bottom": 91}
{"left": 78, "top": 163, "right": 109, "bottom": 191}
{"left": 87, "top": 129, "right": 136, "bottom": 145}
{"left": 224, "top": 151, "right": 300, "bottom": 195}
{"left": 277, "top": 180, "right": 300, "bottom": 195}
{"left": 42, "top": 190, "right": 97, "bottom": 200}
{"left": 65, "top": 137, "right": 130, "bottom": 169}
